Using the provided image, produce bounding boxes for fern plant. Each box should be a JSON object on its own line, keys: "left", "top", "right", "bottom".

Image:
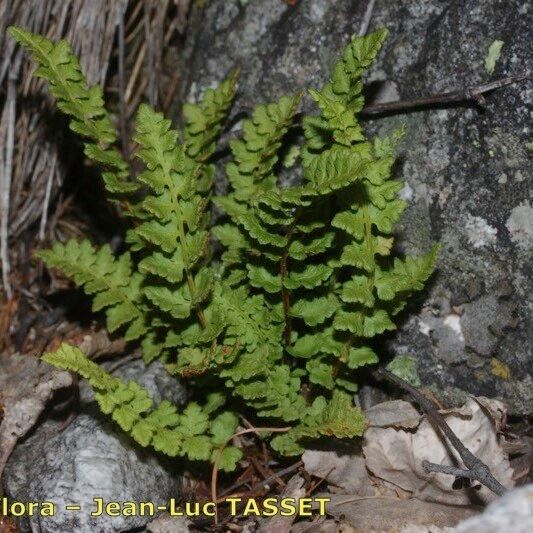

{"left": 10, "top": 26, "right": 438, "bottom": 467}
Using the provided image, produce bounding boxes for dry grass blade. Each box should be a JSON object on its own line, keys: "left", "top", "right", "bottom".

{"left": 0, "top": 0, "right": 191, "bottom": 295}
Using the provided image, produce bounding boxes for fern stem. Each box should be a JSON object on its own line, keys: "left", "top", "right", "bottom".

{"left": 174, "top": 207, "right": 207, "bottom": 328}
{"left": 362, "top": 204, "right": 376, "bottom": 282}
{"left": 280, "top": 213, "right": 300, "bottom": 346}
{"left": 280, "top": 248, "right": 291, "bottom": 345}
{"left": 156, "top": 143, "right": 208, "bottom": 329}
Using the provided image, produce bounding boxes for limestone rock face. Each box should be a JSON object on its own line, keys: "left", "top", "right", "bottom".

{"left": 180, "top": 0, "right": 532, "bottom": 413}
{"left": 455, "top": 484, "right": 533, "bottom": 532}
{"left": 4, "top": 359, "right": 186, "bottom": 533}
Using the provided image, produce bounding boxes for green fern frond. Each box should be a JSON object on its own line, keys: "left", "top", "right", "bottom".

{"left": 17, "top": 25, "right": 441, "bottom": 470}
{"left": 184, "top": 69, "right": 239, "bottom": 159}
{"left": 43, "top": 344, "right": 242, "bottom": 470}
{"left": 131, "top": 104, "right": 212, "bottom": 329}
{"left": 226, "top": 93, "right": 302, "bottom": 202}
{"left": 271, "top": 390, "right": 366, "bottom": 455}
{"left": 8, "top": 27, "right": 135, "bottom": 197}
{"left": 37, "top": 240, "right": 147, "bottom": 340}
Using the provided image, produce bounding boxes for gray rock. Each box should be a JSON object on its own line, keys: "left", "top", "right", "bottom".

{"left": 4, "top": 358, "right": 186, "bottom": 533}
{"left": 454, "top": 484, "right": 533, "bottom": 532}
{"left": 179, "top": 0, "right": 533, "bottom": 413}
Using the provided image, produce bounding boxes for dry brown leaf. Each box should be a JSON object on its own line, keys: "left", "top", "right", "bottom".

{"left": 146, "top": 513, "right": 191, "bottom": 533}
{"left": 0, "top": 513, "right": 20, "bottom": 533}
{"left": 320, "top": 494, "right": 478, "bottom": 531}
{"left": 78, "top": 329, "right": 127, "bottom": 359}
{"left": 365, "top": 399, "right": 421, "bottom": 429}
{"left": 303, "top": 444, "right": 374, "bottom": 495}
{"left": 0, "top": 352, "right": 73, "bottom": 481}
{"left": 363, "top": 397, "right": 514, "bottom": 506}
{"left": 291, "top": 518, "right": 340, "bottom": 533}
{"left": 258, "top": 474, "right": 305, "bottom": 533}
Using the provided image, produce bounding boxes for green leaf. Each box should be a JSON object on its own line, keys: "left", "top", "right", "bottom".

{"left": 386, "top": 355, "right": 421, "bottom": 387}
{"left": 341, "top": 276, "right": 375, "bottom": 307}
{"left": 308, "top": 390, "right": 365, "bottom": 438}
{"left": 247, "top": 264, "right": 282, "bottom": 293}
{"left": 181, "top": 435, "right": 212, "bottom": 461}
{"left": 290, "top": 295, "right": 339, "bottom": 326}
{"left": 144, "top": 286, "right": 191, "bottom": 320}
{"left": 485, "top": 40, "right": 504, "bottom": 74}
{"left": 37, "top": 240, "right": 145, "bottom": 337}
{"left": 288, "top": 233, "right": 335, "bottom": 260}
{"left": 138, "top": 250, "right": 185, "bottom": 283}
{"left": 303, "top": 145, "right": 368, "bottom": 192}
{"left": 375, "top": 244, "right": 439, "bottom": 300}
{"left": 135, "top": 220, "right": 179, "bottom": 254}
{"left": 214, "top": 446, "right": 243, "bottom": 472}
{"left": 270, "top": 433, "right": 305, "bottom": 456}
{"left": 347, "top": 346, "right": 378, "bottom": 369}
{"left": 339, "top": 242, "right": 374, "bottom": 272}
{"left": 287, "top": 334, "right": 322, "bottom": 359}
{"left": 332, "top": 210, "right": 365, "bottom": 240}
{"left": 306, "top": 358, "right": 335, "bottom": 389}
{"left": 184, "top": 68, "right": 238, "bottom": 161}
{"left": 362, "top": 309, "right": 396, "bottom": 337}
{"left": 212, "top": 224, "right": 249, "bottom": 250}
{"left": 210, "top": 412, "right": 239, "bottom": 446}
{"left": 334, "top": 309, "right": 395, "bottom": 337}
{"left": 284, "top": 264, "right": 333, "bottom": 290}
{"left": 239, "top": 213, "right": 287, "bottom": 247}
{"left": 9, "top": 27, "right": 132, "bottom": 200}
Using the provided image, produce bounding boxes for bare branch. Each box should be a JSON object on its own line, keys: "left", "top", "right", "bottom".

{"left": 358, "top": 0, "right": 377, "bottom": 37}
{"left": 117, "top": 0, "right": 129, "bottom": 162}
{"left": 0, "top": 74, "right": 16, "bottom": 298}
{"left": 374, "top": 368, "right": 507, "bottom": 497}
{"left": 361, "top": 74, "right": 531, "bottom": 117}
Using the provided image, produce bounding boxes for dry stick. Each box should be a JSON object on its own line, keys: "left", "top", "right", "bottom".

{"left": 220, "top": 460, "right": 304, "bottom": 499}
{"left": 250, "top": 460, "right": 304, "bottom": 494}
{"left": 358, "top": 0, "right": 377, "bottom": 37}
{"left": 38, "top": 151, "right": 56, "bottom": 241}
{"left": 360, "top": 74, "right": 531, "bottom": 117}
{"left": 374, "top": 368, "right": 507, "bottom": 496}
{"left": 221, "top": 75, "right": 529, "bottom": 156}
{"left": 211, "top": 426, "right": 291, "bottom": 524}
{"left": 117, "top": 0, "right": 129, "bottom": 162}
{"left": 0, "top": 74, "right": 16, "bottom": 299}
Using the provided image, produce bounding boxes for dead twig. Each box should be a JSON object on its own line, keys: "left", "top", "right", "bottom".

{"left": 361, "top": 73, "right": 531, "bottom": 117}
{"left": 358, "top": 0, "right": 376, "bottom": 37}
{"left": 374, "top": 368, "right": 507, "bottom": 497}
{"left": 117, "top": 0, "right": 129, "bottom": 162}
{"left": 211, "top": 426, "right": 291, "bottom": 524}
{"left": 0, "top": 74, "right": 17, "bottom": 298}
{"left": 38, "top": 150, "right": 56, "bottom": 241}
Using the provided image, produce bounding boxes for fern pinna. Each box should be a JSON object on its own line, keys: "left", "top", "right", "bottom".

{"left": 11, "top": 26, "right": 438, "bottom": 466}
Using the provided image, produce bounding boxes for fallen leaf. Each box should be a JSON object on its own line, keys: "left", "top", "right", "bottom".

{"left": 363, "top": 397, "right": 514, "bottom": 506}
{"left": 146, "top": 513, "right": 191, "bottom": 533}
{"left": 365, "top": 399, "right": 421, "bottom": 429}
{"left": 303, "top": 443, "right": 373, "bottom": 495}
{"left": 258, "top": 474, "right": 305, "bottom": 533}
{"left": 320, "top": 494, "right": 479, "bottom": 531}
{"left": 291, "top": 518, "right": 341, "bottom": 532}
{"left": 0, "top": 352, "right": 73, "bottom": 481}
{"left": 0, "top": 513, "right": 20, "bottom": 533}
